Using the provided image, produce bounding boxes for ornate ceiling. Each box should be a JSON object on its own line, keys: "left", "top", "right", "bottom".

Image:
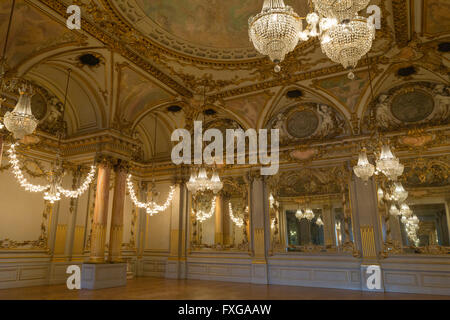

{"left": 0, "top": 0, "right": 449, "bottom": 166}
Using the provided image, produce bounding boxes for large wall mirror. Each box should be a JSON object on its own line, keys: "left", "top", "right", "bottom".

{"left": 268, "top": 166, "right": 358, "bottom": 255}
{"left": 189, "top": 175, "right": 250, "bottom": 252}
{"left": 379, "top": 156, "right": 450, "bottom": 255}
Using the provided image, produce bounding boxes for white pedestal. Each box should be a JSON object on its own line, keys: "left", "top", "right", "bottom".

{"left": 81, "top": 263, "right": 127, "bottom": 290}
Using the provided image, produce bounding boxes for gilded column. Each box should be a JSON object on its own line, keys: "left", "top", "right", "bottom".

{"left": 223, "top": 197, "right": 231, "bottom": 245}
{"left": 108, "top": 161, "right": 128, "bottom": 263}
{"left": 89, "top": 158, "right": 112, "bottom": 263}
{"left": 214, "top": 194, "right": 224, "bottom": 245}
{"left": 322, "top": 203, "right": 335, "bottom": 247}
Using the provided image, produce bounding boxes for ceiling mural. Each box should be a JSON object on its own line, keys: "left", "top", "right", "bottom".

{"left": 424, "top": 0, "right": 450, "bottom": 35}
{"left": 0, "top": 1, "right": 83, "bottom": 69}
{"left": 115, "top": 0, "right": 310, "bottom": 60}
{"left": 311, "top": 70, "right": 371, "bottom": 113}
{"left": 117, "top": 65, "right": 175, "bottom": 126}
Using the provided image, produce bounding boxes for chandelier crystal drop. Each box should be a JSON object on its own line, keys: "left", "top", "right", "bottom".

{"left": 312, "top": 0, "right": 370, "bottom": 21}
{"left": 353, "top": 147, "right": 375, "bottom": 182}
{"left": 248, "top": 0, "right": 303, "bottom": 70}
{"left": 126, "top": 174, "right": 175, "bottom": 216}
{"left": 193, "top": 196, "right": 216, "bottom": 222}
{"left": 4, "top": 87, "right": 38, "bottom": 140}
{"left": 376, "top": 144, "right": 404, "bottom": 181}
{"left": 320, "top": 16, "right": 375, "bottom": 72}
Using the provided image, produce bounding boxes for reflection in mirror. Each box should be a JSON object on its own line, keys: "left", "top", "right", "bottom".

{"left": 189, "top": 176, "right": 249, "bottom": 252}
{"left": 268, "top": 166, "right": 358, "bottom": 255}
{"left": 380, "top": 156, "right": 450, "bottom": 255}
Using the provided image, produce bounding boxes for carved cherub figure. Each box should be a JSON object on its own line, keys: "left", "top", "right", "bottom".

{"left": 317, "top": 104, "right": 334, "bottom": 136}
{"left": 375, "top": 94, "right": 393, "bottom": 129}
{"left": 433, "top": 84, "right": 450, "bottom": 119}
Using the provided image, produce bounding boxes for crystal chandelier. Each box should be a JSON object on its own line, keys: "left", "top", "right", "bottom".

{"left": 295, "top": 208, "right": 303, "bottom": 220}
{"left": 248, "top": 0, "right": 375, "bottom": 75}
{"left": 8, "top": 143, "right": 96, "bottom": 203}
{"left": 3, "top": 86, "right": 38, "bottom": 140}
{"left": 192, "top": 196, "right": 216, "bottom": 222}
{"left": 1, "top": 0, "right": 38, "bottom": 139}
{"left": 319, "top": 16, "right": 375, "bottom": 78}
{"left": 312, "top": 0, "right": 370, "bottom": 21}
{"left": 248, "top": 0, "right": 304, "bottom": 71}
{"left": 304, "top": 208, "right": 315, "bottom": 221}
{"left": 315, "top": 216, "right": 324, "bottom": 226}
{"left": 389, "top": 203, "right": 400, "bottom": 216}
{"left": 228, "top": 202, "right": 246, "bottom": 228}
{"left": 127, "top": 175, "right": 175, "bottom": 216}
{"left": 375, "top": 144, "right": 404, "bottom": 181}
{"left": 354, "top": 143, "right": 404, "bottom": 183}
{"left": 353, "top": 147, "right": 375, "bottom": 182}
{"left": 186, "top": 166, "right": 223, "bottom": 195}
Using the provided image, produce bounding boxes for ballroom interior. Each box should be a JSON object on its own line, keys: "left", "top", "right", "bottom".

{"left": 0, "top": 0, "right": 449, "bottom": 299}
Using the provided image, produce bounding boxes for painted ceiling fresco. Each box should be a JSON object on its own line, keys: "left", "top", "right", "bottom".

{"left": 135, "top": 0, "right": 309, "bottom": 49}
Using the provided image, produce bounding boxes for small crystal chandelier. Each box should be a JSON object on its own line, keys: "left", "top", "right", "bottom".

{"left": 389, "top": 203, "right": 400, "bottom": 216}
{"left": 295, "top": 208, "right": 304, "bottom": 220}
{"left": 3, "top": 85, "right": 38, "bottom": 140}
{"left": 248, "top": 0, "right": 304, "bottom": 72}
{"left": 375, "top": 144, "right": 404, "bottom": 181}
{"left": 354, "top": 143, "right": 404, "bottom": 183}
{"left": 186, "top": 166, "right": 223, "bottom": 195}
{"left": 353, "top": 147, "right": 375, "bottom": 182}
{"left": 390, "top": 182, "right": 408, "bottom": 203}
{"left": 312, "top": 0, "right": 370, "bottom": 22}
{"left": 304, "top": 208, "right": 315, "bottom": 221}
{"left": 315, "top": 216, "right": 324, "bottom": 226}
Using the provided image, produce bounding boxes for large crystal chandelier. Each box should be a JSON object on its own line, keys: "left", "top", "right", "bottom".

{"left": 3, "top": 86, "right": 38, "bottom": 140}
{"left": 186, "top": 166, "right": 223, "bottom": 195}
{"left": 248, "top": 0, "right": 375, "bottom": 75}
{"left": 1, "top": 0, "right": 38, "bottom": 139}
{"left": 312, "top": 0, "right": 370, "bottom": 21}
{"left": 319, "top": 16, "right": 375, "bottom": 77}
{"left": 248, "top": 0, "right": 304, "bottom": 71}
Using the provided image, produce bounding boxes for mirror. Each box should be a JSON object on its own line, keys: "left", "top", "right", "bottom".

{"left": 189, "top": 176, "right": 249, "bottom": 252}
{"left": 379, "top": 156, "right": 450, "bottom": 255}
{"left": 268, "top": 166, "right": 357, "bottom": 254}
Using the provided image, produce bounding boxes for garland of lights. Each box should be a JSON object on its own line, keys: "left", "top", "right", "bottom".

{"left": 8, "top": 143, "right": 96, "bottom": 202}
{"left": 228, "top": 202, "right": 247, "bottom": 228}
{"left": 8, "top": 143, "right": 49, "bottom": 193}
{"left": 126, "top": 174, "right": 175, "bottom": 216}
{"left": 193, "top": 196, "right": 216, "bottom": 222}
{"left": 57, "top": 166, "right": 96, "bottom": 198}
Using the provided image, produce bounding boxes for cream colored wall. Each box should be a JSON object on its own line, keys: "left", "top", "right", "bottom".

{"left": 145, "top": 181, "right": 172, "bottom": 251}
{"left": 0, "top": 158, "right": 47, "bottom": 242}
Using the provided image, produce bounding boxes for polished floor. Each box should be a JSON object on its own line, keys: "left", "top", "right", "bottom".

{"left": 0, "top": 277, "right": 449, "bottom": 300}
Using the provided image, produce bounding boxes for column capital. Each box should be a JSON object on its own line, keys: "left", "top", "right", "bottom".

{"left": 95, "top": 155, "right": 116, "bottom": 168}
{"left": 114, "top": 159, "right": 131, "bottom": 173}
